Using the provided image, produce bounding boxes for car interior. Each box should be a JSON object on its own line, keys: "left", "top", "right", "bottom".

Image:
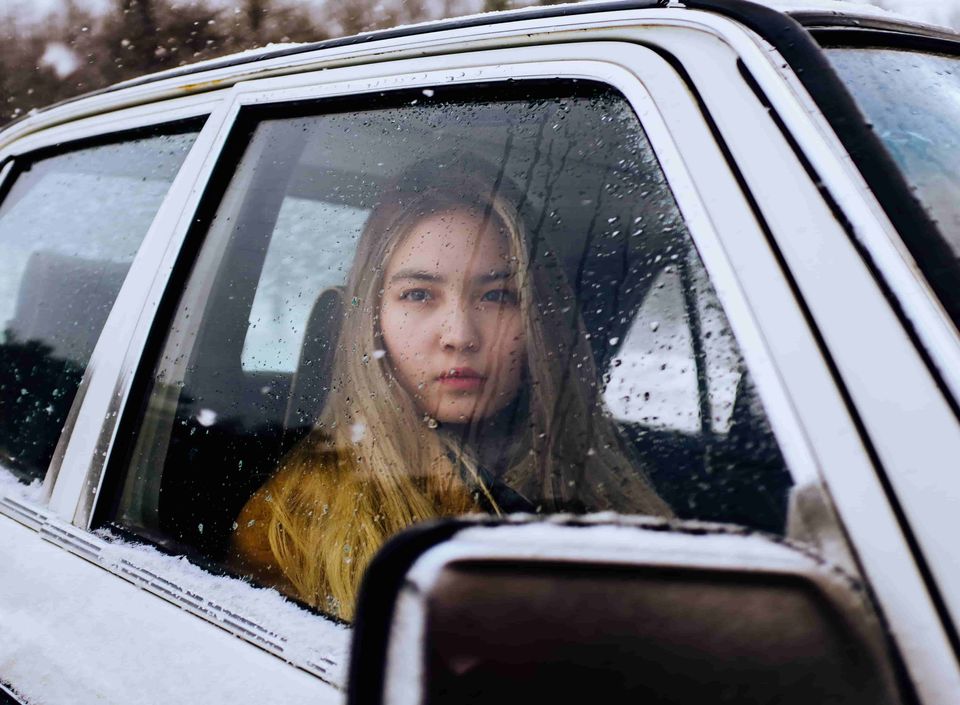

{"left": 102, "top": 82, "right": 792, "bottom": 579}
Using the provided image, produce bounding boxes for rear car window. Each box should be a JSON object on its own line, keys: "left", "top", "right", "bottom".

{"left": 104, "top": 83, "right": 791, "bottom": 621}
{"left": 0, "top": 127, "right": 199, "bottom": 484}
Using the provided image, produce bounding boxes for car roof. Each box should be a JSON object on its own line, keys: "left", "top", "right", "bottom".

{"left": 7, "top": 0, "right": 958, "bottom": 131}
{"left": 79, "top": 0, "right": 958, "bottom": 93}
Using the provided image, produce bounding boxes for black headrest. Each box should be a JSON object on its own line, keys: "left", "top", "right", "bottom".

{"left": 8, "top": 250, "right": 128, "bottom": 365}
{"left": 283, "top": 287, "right": 345, "bottom": 430}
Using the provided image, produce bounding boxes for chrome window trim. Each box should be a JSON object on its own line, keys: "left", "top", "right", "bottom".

{"left": 0, "top": 483, "right": 49, "bottom": 533}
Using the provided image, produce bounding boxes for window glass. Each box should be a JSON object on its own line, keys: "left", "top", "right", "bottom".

{"left": 242, "top": 198, "right": 366, "bottom": 372}
{"left": 109, "top": 84, "right": 790, "bottom": 621}
{"left": 826, "top": 48, "right": 960, "bottom": 328}
{"left": 0, "top": 128, "right": 199, "bottom": 485}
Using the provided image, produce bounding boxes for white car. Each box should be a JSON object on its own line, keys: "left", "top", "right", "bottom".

{"left": 1, "top": 1, "right": 959, "bottom": 703}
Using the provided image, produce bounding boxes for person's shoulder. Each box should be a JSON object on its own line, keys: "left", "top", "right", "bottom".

{"left": 237, "top": 435, "right": 344, "bottom": 520}
{"left": 230, "top": 476, "right": 279, "bottom": 569}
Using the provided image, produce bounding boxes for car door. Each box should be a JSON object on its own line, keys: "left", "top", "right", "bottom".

{"left": 1, "top": 7, "right": 957, "bottom": 704}
{"left": 0, "top": 93, "right": 340, "bottom": 704}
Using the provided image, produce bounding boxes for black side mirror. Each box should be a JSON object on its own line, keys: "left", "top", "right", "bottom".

{"left": 348, "top": 517, "right": 907, "bottom": 705}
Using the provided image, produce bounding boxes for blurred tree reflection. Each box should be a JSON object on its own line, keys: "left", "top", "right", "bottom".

{"left": 0, "top": 0, "right": 579, "bottom": 125}
{"left": 2, "top": 0, "right": 960, "bottom": 127}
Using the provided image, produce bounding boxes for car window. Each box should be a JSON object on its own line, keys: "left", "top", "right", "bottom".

{"left": 0, "top": 127, "right": 200, "bottom": 486}
{"left": 825, "top": 47, "right": 960, "bottom": 330}
{"left": 105, "top": 83, "right": 791, "bottom": 621}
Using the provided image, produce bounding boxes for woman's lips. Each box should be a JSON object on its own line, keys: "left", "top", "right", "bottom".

{"left": 437, "top": 367, "right": 485, "bottom": 390}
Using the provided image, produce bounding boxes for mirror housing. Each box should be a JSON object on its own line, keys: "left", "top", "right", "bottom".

{"left": 348, "top": 518, "right": 906, "bottom": 705}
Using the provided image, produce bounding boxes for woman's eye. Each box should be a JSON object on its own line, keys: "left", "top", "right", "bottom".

{"left": 481, "top": 289, "right": 518, "bottom": 305}
{"left": 400, "top": 288, "right": 432, "bottom": 302}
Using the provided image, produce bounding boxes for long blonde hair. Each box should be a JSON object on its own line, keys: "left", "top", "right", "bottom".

{"left": 263, "top": 161, "right": 670, "bottom": 619}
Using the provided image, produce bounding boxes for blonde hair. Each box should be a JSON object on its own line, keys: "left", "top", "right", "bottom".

{"left": 261, "top": 162, "right": 670, "bottom": 620}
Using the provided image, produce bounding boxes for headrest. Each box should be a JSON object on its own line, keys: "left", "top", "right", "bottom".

{"left": 283, "top": 286, "right": 345, "bottom": 431}
{"left": 8, "top": 250, "right": 128, "bottom": 365}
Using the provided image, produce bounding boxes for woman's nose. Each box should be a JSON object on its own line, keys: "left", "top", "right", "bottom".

{"left": 439, "top": 302, "right": 481, "bottom": 351}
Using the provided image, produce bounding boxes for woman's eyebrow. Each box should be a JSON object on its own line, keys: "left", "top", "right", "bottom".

{"left": 388, "top": 269, "right": 444, "bottom": 283}
{"left": 475, "top": 269, "right": 514, "bottom": 284}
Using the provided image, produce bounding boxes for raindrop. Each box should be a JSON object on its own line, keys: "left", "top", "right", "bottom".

{"left": 351, "top": 423, "right": 367, "bottom": 443}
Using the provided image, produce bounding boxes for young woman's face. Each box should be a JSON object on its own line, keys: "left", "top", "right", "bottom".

{"left": 380, "top": 208, "right": 526, "bottom": 424}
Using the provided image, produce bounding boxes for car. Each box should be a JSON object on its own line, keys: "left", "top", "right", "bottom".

{"left": 1, "top": 0, "right": 959, "bottom": 702}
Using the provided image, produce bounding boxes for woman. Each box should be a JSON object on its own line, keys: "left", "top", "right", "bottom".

{"left": 231, "top": 158, "right": 670, "bottom": 620}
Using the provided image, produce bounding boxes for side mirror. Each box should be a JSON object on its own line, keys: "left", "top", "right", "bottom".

{"left": 348, "top": 518, "right": 907, "bottom": 705}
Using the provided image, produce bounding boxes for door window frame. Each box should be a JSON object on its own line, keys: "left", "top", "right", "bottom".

{"left": 53, "top": 41, "right": 831, "bottom": 678}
